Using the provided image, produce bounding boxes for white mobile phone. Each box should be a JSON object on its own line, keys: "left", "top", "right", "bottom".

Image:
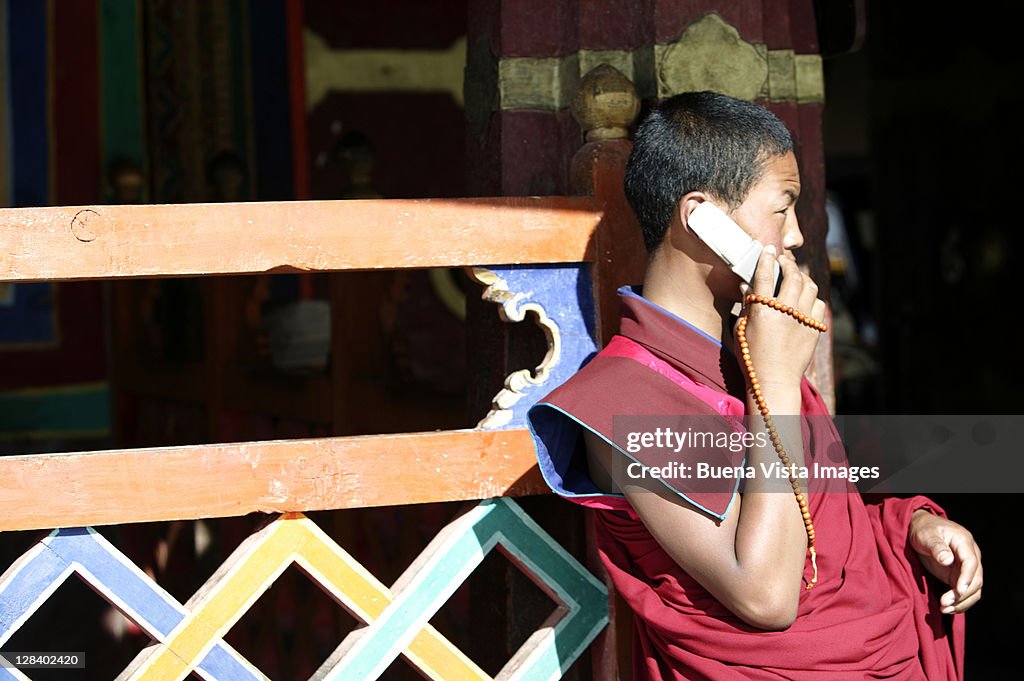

{"left": 687, "top": 202, "right": 781, "bottom": 292}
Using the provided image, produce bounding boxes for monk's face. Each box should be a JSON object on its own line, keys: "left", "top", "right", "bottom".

{"left": 727, "top": 150, "right": 804, "bottom": 259}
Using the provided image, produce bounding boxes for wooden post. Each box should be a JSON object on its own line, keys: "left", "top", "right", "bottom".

{"left": 464, "top": 5, "right": 591, "bottom": 675}
{"left": 569, "top": 63, "right": 644, "bottom": 681}
{"left": 570, "top": 64, "right": 646, "bottom": 344}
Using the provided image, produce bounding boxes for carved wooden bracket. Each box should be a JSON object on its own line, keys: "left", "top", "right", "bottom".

{"left": 470, "top": 265, "right": 597, "bottom": 430}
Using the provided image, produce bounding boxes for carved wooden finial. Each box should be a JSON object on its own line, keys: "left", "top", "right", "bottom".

{"left": 571, "top": 64, "right": 640, "bottom": 142}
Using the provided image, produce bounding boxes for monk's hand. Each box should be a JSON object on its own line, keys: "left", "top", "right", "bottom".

{"left": 909, "top": 510, "right": 983, "bottom": 614}
{"left": 737, "top": 247, "right": 827, "bottom": 391}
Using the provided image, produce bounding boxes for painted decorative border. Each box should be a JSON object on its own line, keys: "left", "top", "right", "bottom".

{"left": 0, "top": 527, "right": 264, "bottom": 681}
{"left": 306, "top": 14, "right": 824, "bottom": 114}
{"left": 470, "top": 264, "right": 598, "bottom": 430}
{"left": 0, "top": 498, "right": 607, "bottom": 681}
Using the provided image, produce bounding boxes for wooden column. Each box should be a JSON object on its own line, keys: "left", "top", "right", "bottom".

{"left": 569, "top": 64, "right": 645, "bottom": 681}
{"left": 570, "top": 64, "right": 646, "bottom": 344}
{"left": 464, "top": 4, "right": 594, "bottom": 676}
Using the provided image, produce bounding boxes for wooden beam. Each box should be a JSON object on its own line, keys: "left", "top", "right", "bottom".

{"left": 0, "top": 197, "right": 601, "bottom": 283}
{"left": 0, "top": 429, "right": 546, "bottom": 532}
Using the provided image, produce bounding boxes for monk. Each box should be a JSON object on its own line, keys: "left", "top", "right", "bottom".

{"left": 528, "top": 92, "right": 981, "bottom": 679}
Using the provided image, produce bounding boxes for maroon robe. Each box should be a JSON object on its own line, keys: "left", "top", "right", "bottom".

{"left": 527, "top": 287, "right": 964, "bottom": 680}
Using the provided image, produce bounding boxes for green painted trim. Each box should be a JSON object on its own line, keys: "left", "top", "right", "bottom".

{"left": 654, "top": 14, "right": 768, "bottom": 102}
{"left": 100, "top": 0, "right": 146, "bottom": 193}
{"left": 301, "top": 14, "right": 823, "bottom": 117}
{"left": 795, "top": 54, "right": 825, "bottom": 104}
{"left": 0, "top": 380, "right": 107, "bottom": 398}
{"left": 0, "top": 383, "right": 111, "bottom": 437}
{"left": 305, "top": 31, "right": 467, "bottom": 109}
{"left": 329, "top": 497, "right": 607, "bottom": 679}
{"left": 499, "top": 53, "right": 579, "bottom": 110}
{"left": 578, "top": 49, "right": 635, "bottom": 83}
{"left": 490, "top": 14, "right": 824, "bottom": 112}
{"left": 768, "top": 49, "right": 797, "bottom": 102}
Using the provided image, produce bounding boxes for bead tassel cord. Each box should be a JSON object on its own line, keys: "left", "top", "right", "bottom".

{"left": 736, "top": 293, "right": 828, "bottom": 590}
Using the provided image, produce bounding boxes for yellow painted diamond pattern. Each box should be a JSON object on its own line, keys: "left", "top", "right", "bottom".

{"left": 123, "top": 512, "right": 488, "bottom": 681}
{"left": 1, "top": 499, "right": 606, "bottom": 680}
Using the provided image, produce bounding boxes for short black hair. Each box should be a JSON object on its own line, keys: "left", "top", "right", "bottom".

{"left": 624, "top": 91, "right": 793, "bottom": 251}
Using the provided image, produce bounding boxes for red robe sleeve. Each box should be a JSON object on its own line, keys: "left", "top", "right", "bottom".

{"left": 864, "top": 495, "right": 966, "bottom": 681}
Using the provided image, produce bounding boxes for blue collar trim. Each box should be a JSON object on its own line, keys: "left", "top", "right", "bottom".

{"left": 618, "top": 285, "right": 722, "bottom": 348}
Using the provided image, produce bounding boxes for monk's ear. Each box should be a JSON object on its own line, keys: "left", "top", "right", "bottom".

{"left": 677, "top": 191, "right": 710, "bottom": 233}
{"left": 665, "top": 192, "right": 711, "bottom": 252}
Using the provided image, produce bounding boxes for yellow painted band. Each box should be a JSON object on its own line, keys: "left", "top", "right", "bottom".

{"left": 131, "top": 513, "right": 489, "bottom": 681}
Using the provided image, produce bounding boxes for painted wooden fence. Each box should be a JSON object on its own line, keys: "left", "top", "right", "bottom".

{"left": 0, "top": 502, "right": 606, "bottom": 681}
{"left": 0, "top": 66, "right": 643, "bottom": 681}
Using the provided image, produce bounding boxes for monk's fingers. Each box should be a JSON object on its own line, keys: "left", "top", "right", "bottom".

{"left": 949, "top": 588, "right": 982, "bottom": 614}
{"left": 951, "top": 539, "right": 983, "bottom": 601}
{"left": 810, "top": 298, "right": 828, "bottom": 325}
{"left": 795, "top": 266, "right": 820, "bottom": 314}
{"left": 951, "top": 565, "right": 983, "bottom": 612}
{"left": 774, "top": 253, "right": 803, "bottom": 304}
{"left": 939, "top": 557, "right": 982, "bottom": 612}
{"left": 947, "top": 530, "right": 982, "bottom": 595}
{"left": 918, "top": 530, "right": 955, "bottom": 568}
{"left": 936, "top": 532, "right": 982, "bottom": 614}
{"left": 751, "top": 245, "right": 778, "bottom": 297}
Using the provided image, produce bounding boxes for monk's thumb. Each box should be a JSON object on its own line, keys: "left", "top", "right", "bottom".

{"left": 928, "top": 539, "right": 954, "bottom": 565}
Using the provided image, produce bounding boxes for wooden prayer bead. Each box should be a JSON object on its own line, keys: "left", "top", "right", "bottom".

{"left": 737, "top": 292, "right": 828, "bottom": 589}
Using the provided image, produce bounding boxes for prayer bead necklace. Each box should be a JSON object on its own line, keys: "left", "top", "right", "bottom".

{"left": 736, "top": 293, "right": 828, "bottom": 590}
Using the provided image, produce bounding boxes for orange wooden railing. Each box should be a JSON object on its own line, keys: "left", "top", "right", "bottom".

{"left": 0, "top": 66, "right": 645, "bottom": 680}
